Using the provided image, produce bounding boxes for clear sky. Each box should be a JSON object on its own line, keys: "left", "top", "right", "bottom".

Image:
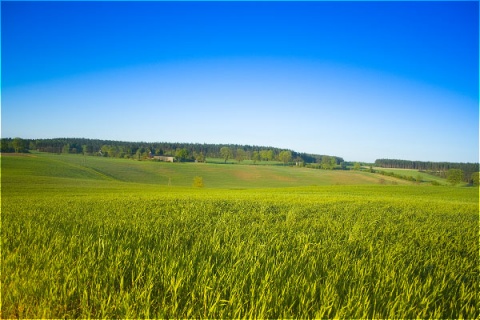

{"left": 2, "top": 1, "right": 478, "bottom": 162}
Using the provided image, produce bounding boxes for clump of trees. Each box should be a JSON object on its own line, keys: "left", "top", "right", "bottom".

{"left": 3, "top": 137, "right": 344, "bottom": 166}
{"left": 278, "top": 150, "right": 292, "bottom": 165}
{"left": 375, "top": 158, "right": 479, "bottom": 183}
{"left": 305, "top": 156, "right": 344, "bottom": 170}
{"left": 376, "top": 169, "right": 424, "bottom": 183}
{"left": 471, "top": 172, "right": 479, "bottom": 186}
{"left": 447, "top": 169, "right": 465, "bottom": 186}
{"left": 1, "top": 137, "right": 31, "bottom": 153}
{"left": 175, "top": 148, "right": 189, "bottom": 162}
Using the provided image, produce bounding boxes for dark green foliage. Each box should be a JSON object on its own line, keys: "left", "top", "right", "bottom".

{"left": 220, "top": 147, "right": 233, "bottom": 163}
{"left": 447, "top": 169, "right": 464, "bottom": 186}
{"left": 1, "top": 137, "right": 28, "bottom": 153}
{"left": 471, "top": 172, "right": 479, "bottom": 186}
{"left": 375, "top": 159, "right": 479, "bottom": 183}
{"left": 1, "top": 137, "right": 344, "bottom": 165}
{"left": 175, "top": 148, "right": 189, "bottom": 162}
{"left": 278, "top": 150, "right": 292, "bottom": 165}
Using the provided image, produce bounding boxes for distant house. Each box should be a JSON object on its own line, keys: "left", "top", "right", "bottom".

{"left": 153, "top": 155, "right": 175, "bottom": 163}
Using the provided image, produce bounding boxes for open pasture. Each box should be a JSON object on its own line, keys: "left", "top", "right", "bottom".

{"left": 2, "top": 152, "right": 412, "bottom": 189}
{"left": 1, "top": 153, "right": 478, "bottom": 318}
{"left": 373, "top": 167, "right": 447, "bottom": 185}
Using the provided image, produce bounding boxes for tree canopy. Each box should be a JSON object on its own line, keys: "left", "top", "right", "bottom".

{"left": 278, "top": 150, "right": 292, "bottom": 165}
{"left": 447, "top": 169, "right": 464, "bottom": 186}
{"left": 375, "top": 158, "right": 479, "bottom": 183}
{"left": 220, "top": 147, "right": 233, "bottom": 163}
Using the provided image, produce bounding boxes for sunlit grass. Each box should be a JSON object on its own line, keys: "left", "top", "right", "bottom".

{"left": 2, "top": 184, "right": 478, "bottom": 318}
{"left": 2, "top": 152, "right": 413, "bottom": 188}
{"left": 1, "top": 153, "right": 478, "bottom": 318}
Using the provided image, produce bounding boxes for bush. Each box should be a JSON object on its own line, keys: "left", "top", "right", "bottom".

{"left": 193, "top": 176, "right": 204, "bottom": 188}
{"left": 447, "top": 169, "right": 464, "bottom": 186}
{"left": 471, "top": 172, "right": 479, "bottom": 186}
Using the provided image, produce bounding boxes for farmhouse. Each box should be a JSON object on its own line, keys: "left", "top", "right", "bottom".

{"left": 153, "top": 155, "right": 175, "bottom": 162}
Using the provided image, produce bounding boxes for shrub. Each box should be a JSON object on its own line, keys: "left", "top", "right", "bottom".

{"left": 193, "top": 176, "right": 204, "bottom": 188}
{"left": 447, "top": 169, "right": 464, "bottom": 186}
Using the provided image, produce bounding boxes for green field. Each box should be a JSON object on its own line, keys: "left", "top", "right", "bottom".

{"left": 2, "top": 152, "right": 416, "bottom": 189}
{"left": 2, "top": 153, "right": 478, "bottom": 318}
{"left": 372, "top": 167, "right": 447, "bottom": 185}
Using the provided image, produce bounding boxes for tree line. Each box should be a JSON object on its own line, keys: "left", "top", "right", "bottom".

{"left": 375, "top": 158, "right": 479, "bottom": 183}
{"left": 1, "top": 137, "right": 343, "bottom": 166}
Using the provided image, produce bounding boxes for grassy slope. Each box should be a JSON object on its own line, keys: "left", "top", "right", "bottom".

{"left": 2, "top": 152, "right": 416, "bottom": 190}
{"left": 373, "top": 167, "right": 447, "bottom": 184}
{"left": 2, "top": 153, "right": 478, "bottom": 318}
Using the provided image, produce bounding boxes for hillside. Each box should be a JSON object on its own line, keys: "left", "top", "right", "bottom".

{"left": 2, "top": 152, "right": 478, "bottom": 319}
{"left": 2, "top": 152, "right": 416, "bottom": 189}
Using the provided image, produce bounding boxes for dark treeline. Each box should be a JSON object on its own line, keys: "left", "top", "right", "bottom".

{"left": 1, "top": 137, "right": 344, "bottom": 165}
{"left": 375, "top": 158, "right": 479, "bottom": 182}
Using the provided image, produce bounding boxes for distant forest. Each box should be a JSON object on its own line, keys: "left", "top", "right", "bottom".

{"left": 375, "top": 158, "right": 479, "bottom": 182}
{"left": 3, "top": 138, "right": 478, "bottom": 179}
{"left": 1, "top": 137, "right": 344, "bottom": 165}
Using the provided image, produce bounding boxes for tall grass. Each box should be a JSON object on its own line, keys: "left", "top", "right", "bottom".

{"left": 2, "top": 186, "right": 478, "bottom": 318}
{"left": 2, "top": 152, "right": 414, "bottom": 188}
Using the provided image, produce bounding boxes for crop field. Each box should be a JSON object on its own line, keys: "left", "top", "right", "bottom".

{"left": 1, "top": 152, "right": 415, "bottom": 189}
{"left": 1, "top": 153, "right": 479, "bottom": 318}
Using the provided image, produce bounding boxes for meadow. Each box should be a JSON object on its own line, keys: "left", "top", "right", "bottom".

{"left": 1, "top": 153, "right": 478, "bottom": 318}
{"left": 372, "top": 167, "right": 447, "bottom": 185}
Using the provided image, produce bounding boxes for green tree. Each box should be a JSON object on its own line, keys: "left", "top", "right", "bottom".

{"left": 447, "top": 169, "right": 464, "bottom": 186}
{"left": 259, "top": 150, "right": 267, "bottom": 161}
{"left": 1, "top": 139, "right": 11, "bottom": 152}
{"left": 194, "top": 151, "right": 205, "bottom": 163}
{"left": 416, "top": 174, "right": 423, "bottom": 183}
{"left": 330, "top": 157, "right": 337, "bottom": 170}
{"left": 321, "top": 156, "right": 332, "bottom": 170}
{"left": 471, "top": 172, "right": 479, "bottom": 186}
{"left": 135, "top": 147, "right": 146, "bottom": 160}
{"left": 353, "top": 162, "right": 361, "bottom": 171}
{"left": 279, "top": 150, "right": 292, "bottom": 165}
{"left": 62, "top": 143, "right": 70, "bottom": 154}
{"left": 259, "top": 149, "right": 273, "bottom": 161}
{"left": 12, "top": 137, "right": 25, "bottom": 153}
{"left": 252, "top": 151, "right": 261, "bottom": 164}
{"left": 175, "top": 148, "right": 189, "bottom": 162}
{"left": 266, "top": 150, "right": 274, "bottom": 161}
{"left": 108, "top": 146, "right": 119, "bottom": 158}
{"left": 236, "top": 149, "right": 246, "bottom": 163}
{"left": 117, "top": 146, "right": 126, "bottom": 158}
{"left": 220, "top": 147, "right": 233, "bottom": 163}
{"left": 101, "top": 145, "right": 110, "bottom": 157}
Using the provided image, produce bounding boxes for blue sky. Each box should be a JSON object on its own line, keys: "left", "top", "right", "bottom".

{"left": 2, "top": 1, "right": 478, "bottom": 162}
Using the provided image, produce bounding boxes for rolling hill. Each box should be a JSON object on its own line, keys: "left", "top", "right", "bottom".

{"left": 2, "top": 152, "right": 420, "bottom": 190}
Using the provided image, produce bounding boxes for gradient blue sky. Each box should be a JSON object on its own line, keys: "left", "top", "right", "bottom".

{"left": 2, "top": 1, "right": 478, "bottom": 162}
